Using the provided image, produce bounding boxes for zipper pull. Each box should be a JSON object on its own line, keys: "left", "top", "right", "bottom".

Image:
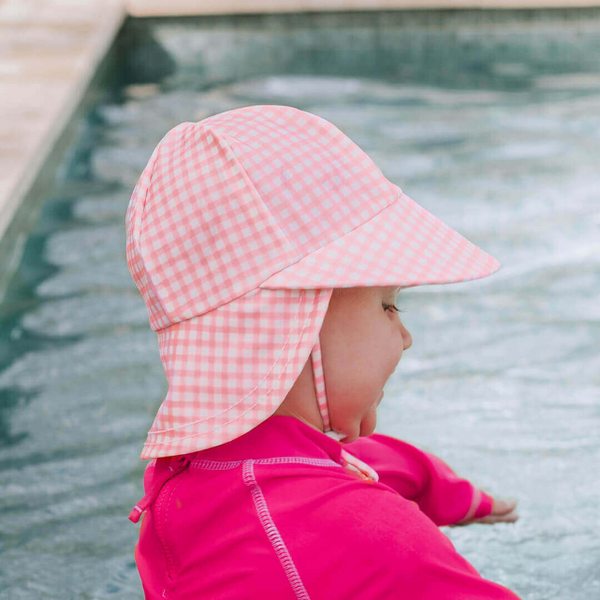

{"left": 129, "top": 455, "right": 191, "bottom": 523}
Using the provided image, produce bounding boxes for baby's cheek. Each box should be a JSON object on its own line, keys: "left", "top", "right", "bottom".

{"left": 387, "top": 328, "right": 405, "bottom": 371}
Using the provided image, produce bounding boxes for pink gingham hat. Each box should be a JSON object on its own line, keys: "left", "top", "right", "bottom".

{"left": 126, "top": 104, "right": 500, "bottom": 459}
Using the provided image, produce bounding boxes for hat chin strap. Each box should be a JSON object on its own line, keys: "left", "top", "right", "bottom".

{"left": 309, "top": 337, "right": 331, "bottom": 432}
{"left": 310, "top": 337, "right": 347, "bottom": 442}
{"left": 310, "top": 338, "right": 380, "bottom": 481}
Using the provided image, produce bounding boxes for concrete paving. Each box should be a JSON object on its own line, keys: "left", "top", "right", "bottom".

{"left": 0, "top": 0, "right": 125, "bottom": 297}
{"left": 128, "top": 0, "right": 600, "bottom": 16}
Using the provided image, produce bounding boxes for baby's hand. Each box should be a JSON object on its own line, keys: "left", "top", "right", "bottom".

{"left": 451, "top": 498, "right": 519, "bottom": 527}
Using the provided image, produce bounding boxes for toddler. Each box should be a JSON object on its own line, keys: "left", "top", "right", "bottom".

{"left": 126, "top": 104, "right": 520, "bottom": 599}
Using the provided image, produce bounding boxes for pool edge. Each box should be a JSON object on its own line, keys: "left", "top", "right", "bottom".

{"left": 0, "top": 0, "right": 127, "bottom": 306}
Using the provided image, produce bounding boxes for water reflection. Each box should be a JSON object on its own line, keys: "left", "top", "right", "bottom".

{"left": 1, "top": 26, "right": 599, "bottom": 600}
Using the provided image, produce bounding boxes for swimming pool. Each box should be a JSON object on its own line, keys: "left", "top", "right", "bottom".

{"left": 0, "top": 8, "right": 599, "bottom": 598}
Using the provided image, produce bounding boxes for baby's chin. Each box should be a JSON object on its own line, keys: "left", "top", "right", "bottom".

{"left": 336, "top": 404, "right": 378, "bottom": 443}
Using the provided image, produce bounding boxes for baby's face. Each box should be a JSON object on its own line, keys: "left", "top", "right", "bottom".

{"left": 320, "top": 285, "right": 412, "bottom": 443}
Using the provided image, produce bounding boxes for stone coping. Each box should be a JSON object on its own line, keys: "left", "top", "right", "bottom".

{"left": 0, "top": 0, "right": 126, "bottom": 301}
{"left": 128, "top": 0, "right": 600, "bottom": 16}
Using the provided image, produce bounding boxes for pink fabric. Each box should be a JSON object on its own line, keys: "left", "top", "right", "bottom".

{"left": 125, "top": 105, "right": 501, "bottom": 458}
{"left": 132, "top": 415, "right": 520, "bottom": 599}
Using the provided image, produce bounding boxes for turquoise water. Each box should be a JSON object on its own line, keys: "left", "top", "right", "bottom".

{"left": 1, "top": 11, "right": 599, "bottom": 599}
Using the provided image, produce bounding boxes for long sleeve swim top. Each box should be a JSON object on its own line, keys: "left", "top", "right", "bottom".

{"left": 130, "top": 414, "right": 522, "bottom": 599}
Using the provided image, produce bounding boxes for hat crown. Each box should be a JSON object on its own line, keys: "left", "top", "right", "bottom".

{"left": 126, "top": 105, "right": 398, "bottom": 331}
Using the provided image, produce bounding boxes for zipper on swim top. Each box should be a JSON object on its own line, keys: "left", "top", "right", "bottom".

{"left": 129, "top": 455, "right": 191, "bottom": 523}
{"left": 152, "top": 458, "right": 192, "bottom": 582}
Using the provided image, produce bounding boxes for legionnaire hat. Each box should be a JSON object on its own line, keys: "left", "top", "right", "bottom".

{"left": 126, "top": 104, "right": 500, "bottom": 459}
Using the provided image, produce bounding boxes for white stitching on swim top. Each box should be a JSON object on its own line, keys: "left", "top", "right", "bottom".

{"left": 243, "top": 459, "right": 312, "bottom": 600}
{"left": 190, "top": 457, "right": 341, "bottom": 470}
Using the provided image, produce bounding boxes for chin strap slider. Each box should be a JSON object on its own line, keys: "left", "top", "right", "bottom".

{"left": 340, "top": 448, "right": 379, "bottom": 482}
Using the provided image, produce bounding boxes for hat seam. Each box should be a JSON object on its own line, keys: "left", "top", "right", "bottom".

{"left": 137, "top": 124, "right": 189, "bottom": 330}
{"left": 219, "top": 128, "right": 297, "bottom": 252}
{"left": 223, "top": 128, "right": 403, "bottom": 290}
{"left": 259, "top": 188, "right": 403, "bottom": 288}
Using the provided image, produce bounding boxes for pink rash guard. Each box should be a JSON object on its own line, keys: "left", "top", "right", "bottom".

{"left": 130, "top": 415, "right": 521, "bottom": 599}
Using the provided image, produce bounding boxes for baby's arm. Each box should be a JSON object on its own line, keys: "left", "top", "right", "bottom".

{"left": 315, "top": 482, "right": 523, "bottom": 599}
{"left": 344, "top": 433, "right": 518, "bottom": 526}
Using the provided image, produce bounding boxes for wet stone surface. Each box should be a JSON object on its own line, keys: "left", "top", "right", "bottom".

{"left": 1, "top": 15, "right": 599, "bottom": 599}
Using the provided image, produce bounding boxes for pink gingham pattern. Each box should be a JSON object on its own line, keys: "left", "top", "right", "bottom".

{"left": 125, "top": 105, "right": 500, "bottom": 458}
{"left": 261, "top": 190, "right": 499, "bottom": 289}
{"left": 146, "top": 287, "right": 332, "bottom": 457}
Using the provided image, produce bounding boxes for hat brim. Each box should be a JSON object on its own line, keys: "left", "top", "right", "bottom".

{"left": 260, "top": 191, "right": 500, "bottom": 290}
{"left": 141, "top": 287, "right": 332, "bottom": 459}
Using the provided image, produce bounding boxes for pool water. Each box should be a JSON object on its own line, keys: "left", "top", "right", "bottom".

{"left": 1, "top": 10, "right": 599, "bottom": 599}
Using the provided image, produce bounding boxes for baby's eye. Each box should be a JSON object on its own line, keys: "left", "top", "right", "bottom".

{"left": 383, "top": 303, "right": 407, "bottom": 314}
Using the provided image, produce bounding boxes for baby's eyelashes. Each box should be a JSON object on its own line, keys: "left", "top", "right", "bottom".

{"left": 383, "top": 303, "right": 406, "bottom": 313}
